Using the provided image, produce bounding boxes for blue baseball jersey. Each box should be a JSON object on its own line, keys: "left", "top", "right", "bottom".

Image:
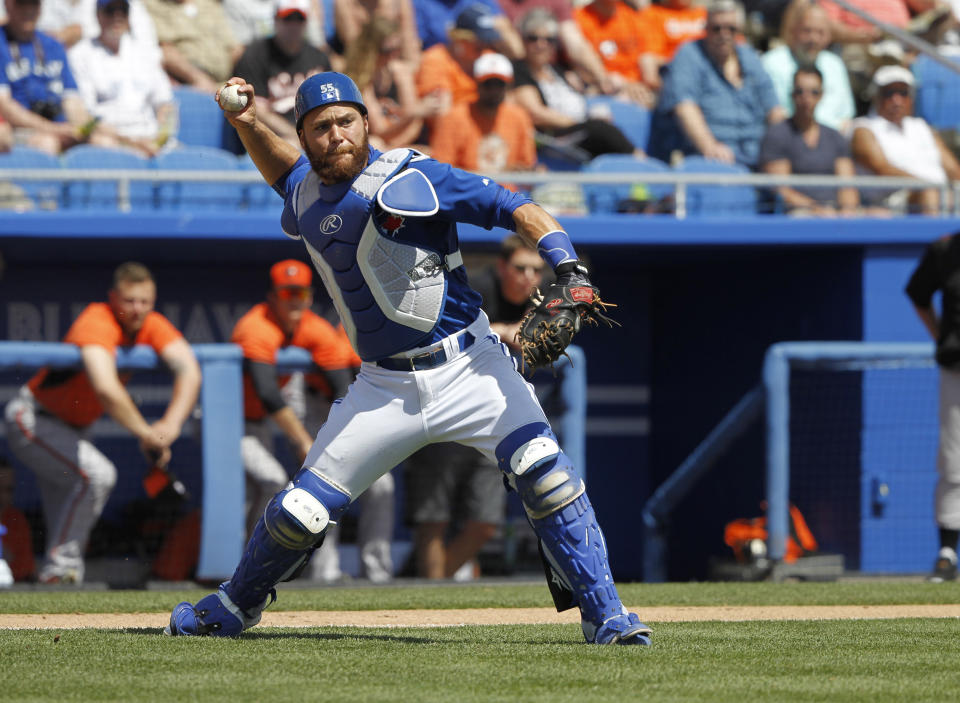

{"left": 276, "top": 146, "right": 532, "bottom": 358}
{"left": 0, "top": 29, "right": 78, "bottom": 120}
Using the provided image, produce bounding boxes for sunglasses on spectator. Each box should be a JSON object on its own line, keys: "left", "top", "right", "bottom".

{"left": 102, "top": 4, "right": 130, "bottom": 15}
{"left": 880, "top": 86, "right": 910, "bottom": 98}
{"left": 510, "top": 263, "right": 544, "bottom": 275}
{"left": 276, "top": 286, "right": 311, "bottom": 301}
{"left": 792, "top": 87, "right": 822, "bottom": 97}
{"left": 708, "top": 23, "right": 738, "bottom": 34}
{"left": 524, "top": 34, "right": 558, "bottom": 44}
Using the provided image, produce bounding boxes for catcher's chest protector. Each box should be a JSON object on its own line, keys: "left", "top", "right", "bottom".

{"left": 294, "top": 149, "right": 455, "bottom": 360}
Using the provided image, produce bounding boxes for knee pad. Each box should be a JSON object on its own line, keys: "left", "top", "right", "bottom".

{"left": 496, "top": 423, "right": 584, "bottom": 520}
{"left": 263, "top": 468, "right": 351, "bottom": 550}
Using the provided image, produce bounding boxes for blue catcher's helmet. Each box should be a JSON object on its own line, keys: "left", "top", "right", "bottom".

{"left": 295, "top": 72, "right": 367, "bottom": 130}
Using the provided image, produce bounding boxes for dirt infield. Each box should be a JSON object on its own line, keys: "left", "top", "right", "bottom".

{"left": 3, "top": 604, "right": 960, "bottom": 630}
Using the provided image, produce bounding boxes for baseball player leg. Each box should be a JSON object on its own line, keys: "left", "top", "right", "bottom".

{"left": 934, "top": 369, "right": 960, "bottom": 579}
{"left": 4, "top": 395, "right": 116, "bottom": 583}
{"left": 241, "top": 431, "right": 290, "bottom": 536}
{"left": 168, "top": 367, "right": 427, "bottom": 635}
{"left": 167, "top": 467, "right": 348, "bottom": 636}
{"left": 496, "top": 422, "right": 651, "bottom": 645}
{"left": 357, "top": 473, "right": 394, "bottom": 582}
{"left": 311, "top": 522, "right": 342, "bottom": 582}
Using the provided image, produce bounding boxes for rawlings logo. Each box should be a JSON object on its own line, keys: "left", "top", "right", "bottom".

{"left": 570, "top": 287, "right": 594, "bottom": 303}
{"left": 545, "top": 298, "right": 563, "bottom": 309}
{"left": 320, "top": 214, "right": 343, "bottom": 234}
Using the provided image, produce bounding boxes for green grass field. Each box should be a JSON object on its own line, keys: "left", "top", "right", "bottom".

{"left": 3, "top": 581, "right": 960, "bottom": 702}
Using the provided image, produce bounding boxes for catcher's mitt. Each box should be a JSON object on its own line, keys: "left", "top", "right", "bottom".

{"left": 516, "top": 265, "right": 617, "bottom": 371}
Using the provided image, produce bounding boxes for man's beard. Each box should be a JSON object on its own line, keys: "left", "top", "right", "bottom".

{"left": 305, "top": 133, "right": 369, "bottom": 184}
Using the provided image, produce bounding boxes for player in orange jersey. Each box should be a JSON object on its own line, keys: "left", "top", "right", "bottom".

{"left": 3, "top": 262, "right": 201, "bottom": 584}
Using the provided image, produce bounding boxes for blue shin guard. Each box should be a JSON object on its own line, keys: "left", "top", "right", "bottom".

{"left": 532, "top": 493, "right": 650, "bottom": 644}
{"left": 225, "top": 470, "right": 351, "bottom": 613}
{"left": 166, "top": 469, "right": 351, "bottom": 635}
{"left": 497, "top": 423, "right": 652, "bottom": 645}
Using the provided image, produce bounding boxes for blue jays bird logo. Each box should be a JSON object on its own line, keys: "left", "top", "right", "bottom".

{"left": 377, "top": 211, "right": 406, "bottom": 236}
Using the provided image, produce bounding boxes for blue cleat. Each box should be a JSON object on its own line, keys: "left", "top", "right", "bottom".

{"left": 584, "top": 612, "right": 652, "bottom": 646}
{"left": 164, "top": 583, "right": 274, "bottom": 637}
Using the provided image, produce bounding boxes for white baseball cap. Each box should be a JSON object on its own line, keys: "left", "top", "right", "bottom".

{"left": 872, "top": 64, "right": 915, "bottom": 88}
{"left": 474, "top": 53, "right": 513, "bottom": 83}
{"left": 275, "top": 0, "right": 310, "bottom": 19}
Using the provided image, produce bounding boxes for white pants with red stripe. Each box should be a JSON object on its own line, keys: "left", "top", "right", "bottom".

{"left": 3, "top": 387, "right": 117, "bottom": 583}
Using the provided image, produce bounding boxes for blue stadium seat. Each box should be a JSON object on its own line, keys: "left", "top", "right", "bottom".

{"left": 237, "top": 154, "right": 282, "bottom": 212}
{"left": 173, "top": 87, "right": 227, "bottom": 149}
{"left": 585, "top": 96, "right": 652, "bottom": 152}
{"left": 913, "top": 54, "right": 960, "bottom": 129}
{"left": 61, "top": 145, "right": 154, "bottom": 210}
{"left": 673, "top": 156, "right": 757, "bottom": 216}
{"left": 154, "top": 146, "right": 242, "bottom": 211}
{"left": 581, "top": 154, "right": 672, "bottom": 214}
{"left": 0, "top": 146, "right": 62, "bottom": 209}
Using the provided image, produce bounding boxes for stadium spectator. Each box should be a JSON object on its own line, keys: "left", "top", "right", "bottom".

{"left": 232, "top": 0, "right": 332, "bottom": 148}
{"left": 37, "top": 0, "right": 159, "bottom": 51}
{"left": 349, "top": 17, "right": 444, "bottom": 150}
{"left": 650, "top": 0, "right": 785, "bottom": 168}
{"left": 762, "top": 0, "right": 855, "bottom": 131}
{"left": 0, "top": 0, "right": 102, "bottom": 155}
{"left": 573, "top": 0, "right": 658, "bottom": 105}
{"left": 498, "top": 0, "right": 617, "bottom": 94}
{"left": 333, "top": 0, "right": 420, "bottom": 67}
{"left": 0, "top": 457, "right": 36, "bottom": 583}
{"left": 429, "top": 53, "right": 537, "bottom": 178}
{"left": 413, "top": 0, "right": 523, "bottom": 58}
{"left": 405, "top": 234, "right": 542, "bottom": 580}
{"left": 906, "top": 232, "right": 960, "bottom": 583}
{"left": 415, "top": 3, "right": 502, "bottom": 117}
{"left": 68, "top": 0, "right": 177, "bottom": 157}
{"left": 512, "top": 8, "right": 638, "bottom": 159}
{"left": 2, "top": 262, "right": 201, "bottom": 584}
{"left": 758, "top": 65, "right": 860, "bottom": 215}
{"left": 851, "top": 65, "right": 960, "bottom": 215}
{"left": 638, "top": 0, "right": 707, "bottom": 90}
{"left": 143, "top": 0, "right": 242, "bottom": 93}
{"left": 222, "top": 0, "right": 332, "bottom": 49}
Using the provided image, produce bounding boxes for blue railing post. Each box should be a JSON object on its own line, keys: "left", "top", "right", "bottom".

{"left": 558, "top": 345, "right": 587, "bottom": 483}
{"left": 193, "top": 344, "right": 245, "bottom": 580}
{"left": 762, "top": 344, "right": 790, "bottom": 562}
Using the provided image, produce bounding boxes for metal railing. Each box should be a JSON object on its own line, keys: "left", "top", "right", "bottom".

{"left": 2, "top": 168, "right": 957, "bottom": 218}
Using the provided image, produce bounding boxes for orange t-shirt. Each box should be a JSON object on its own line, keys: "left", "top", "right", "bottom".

{"left": 640, "top": 4, "right": 706, "bottom": 60}
{"left": 1, "top": 506, "right": 36, "bottom": 582}
{"left": 27, "top": 303, "right": 182, "bottom": 429}
{"left": 430, "top": 101, "right": 537, "bottom": 175}
{"left": 416, "top": 44, "right": 478, "bottom": 108}
{"left": 574, "top": 2, "right": 658, "bottom": 83}
{"left": 232, "top": 303, "right": 355, "bottom": 420}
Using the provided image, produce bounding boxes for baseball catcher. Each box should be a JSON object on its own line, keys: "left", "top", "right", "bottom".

{"left": 516, "top": 259, "right": 618, "bottom": 371}
{"left": 166, "top": 72, "right": 651, "bottom": 646}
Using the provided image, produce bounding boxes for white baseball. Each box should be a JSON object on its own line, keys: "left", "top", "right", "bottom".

{"left": 219, "top": 84, "right": 249, "bottom": 112}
